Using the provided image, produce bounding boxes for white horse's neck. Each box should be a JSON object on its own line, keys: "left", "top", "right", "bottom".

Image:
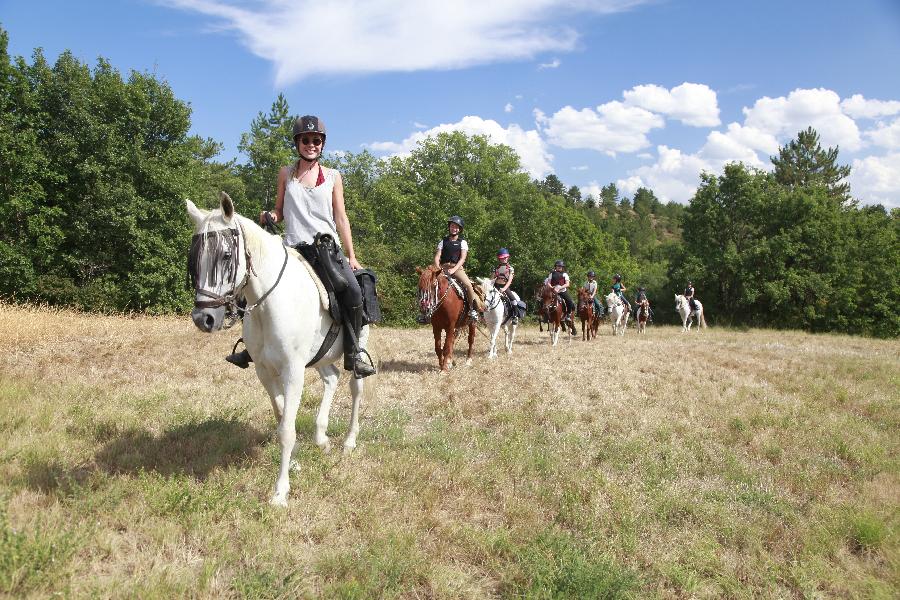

{"left": 235, "top": 215, "right": 295, "bottom": 305}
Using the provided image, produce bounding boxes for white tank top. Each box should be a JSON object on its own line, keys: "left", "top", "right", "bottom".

{"left": 282, "top": 167, "right": 340, "bottom": 247}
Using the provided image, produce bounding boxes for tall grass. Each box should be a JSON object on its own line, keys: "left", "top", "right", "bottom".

{"left": 0, "top": 302, "right": 897, "bottom": 597}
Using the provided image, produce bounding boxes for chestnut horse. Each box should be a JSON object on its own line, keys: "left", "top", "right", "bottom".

{"left": 540, "top": 284, "right": 568, "bottom": 345}
{"left": 577, "top": 287, "right": 598, "bottom": 340}
{"left": 636, "top": 299, "right": 650, "bottom": 334}
{"left": 417, "top": 265, "right": 476, "bottom": 370}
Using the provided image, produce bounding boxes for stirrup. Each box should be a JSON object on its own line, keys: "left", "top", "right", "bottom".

{"left": 225, "top": 349, "right": 252, "bottom": 369}
{"left": 352, "top": 349, "right": 376, "bottom": 379}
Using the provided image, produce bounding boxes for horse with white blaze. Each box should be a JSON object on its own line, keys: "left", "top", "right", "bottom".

{"left": 187, "top": 193, "right": 371, "bottom": 507}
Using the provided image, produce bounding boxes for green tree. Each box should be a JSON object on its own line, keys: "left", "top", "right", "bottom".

{"left": 238, "top": 93, "right": 295, "bottom": 215}
{"left": 771, "top": 126, "right": 852, "bottom": 206}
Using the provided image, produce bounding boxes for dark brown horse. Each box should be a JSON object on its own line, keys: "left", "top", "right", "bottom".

{"left": 417, "top": 265, "right": 476, "bottom": 371}
{"left": 577, "top": 287, "right": 598, "bottom": 341}
{"left": 540, "top": 284, "right": 568, "bottom": 345}
{"left": 636, "top": 299, "right": 650, "bottom": 334}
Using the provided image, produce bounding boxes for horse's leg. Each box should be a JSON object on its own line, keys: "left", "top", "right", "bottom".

{"left": 271, "top": 366, "right": 305, "bottom": 507}
{"left": 465, "top": 322, "right": 475, "bottom": 365}
{"left": 343, "top": 375, "right": 363, "bottom": 454}
{"left": 433, "top": 325, "right": 444, "bottom": 370}
{"left": 488, "top": 319, "right": 500, "bottom": 359}
{"left": 256, "top": 365, "right": 285, "bottom": 422}
{"left": 313, "top": 363, "right": 341, "bottom": 453}
{"left": 444, "top": 326, "right": 456, "bottom": 370}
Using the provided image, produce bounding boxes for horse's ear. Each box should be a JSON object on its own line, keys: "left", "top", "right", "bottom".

{"left": 185, "top": 199, "right": 207, "bottom": 226}
{"left": 220, "top": 191, "right": 234, "bottom": 221}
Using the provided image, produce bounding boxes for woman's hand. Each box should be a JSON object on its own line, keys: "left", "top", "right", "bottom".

{"left": 259, "top": 210, "right": 276, "bottom": 226}
{"left": 349, "top": 257, "right": 363, "bottom": 271}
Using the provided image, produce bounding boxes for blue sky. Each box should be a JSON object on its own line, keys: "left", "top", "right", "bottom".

{"left": 4, "top": 0, "right": 900, "bottom": 206}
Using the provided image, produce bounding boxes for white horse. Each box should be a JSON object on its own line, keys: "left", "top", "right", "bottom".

{"left": 605, "top": 292, "right": 629, "bottom": 336}
{"left": 477, "top": 277, "right": 518, "bottom": 359}
{"left": 675, "top": 294, "right": 707, "bottom": 332}
{"left": 187, "top": 193, "right": 369, "bottom": 507}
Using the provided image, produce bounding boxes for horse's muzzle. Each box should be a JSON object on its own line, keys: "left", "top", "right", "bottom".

{"left": 192, "top": 306, "right": 225, "bottom": 332}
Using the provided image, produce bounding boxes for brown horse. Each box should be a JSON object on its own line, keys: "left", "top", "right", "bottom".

{"left": 417, "top": 265, "right": 476, "bottom": 371}
{"left": 636, "top": 299, "right": 650, "bottom": 334}
{"left": 577, "top": 287, "right": 597, "bottom": 341}
{"left": 540, "top": 284, "right": 568, "bottom": 345}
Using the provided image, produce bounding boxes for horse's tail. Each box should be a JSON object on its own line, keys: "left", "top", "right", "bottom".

{"left": 700, "top": 310, "right": 707, "bottom": 329}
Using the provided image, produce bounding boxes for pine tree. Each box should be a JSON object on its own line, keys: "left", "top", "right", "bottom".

{"left": 771, "top": 126, "right": 852, "bottom": 206}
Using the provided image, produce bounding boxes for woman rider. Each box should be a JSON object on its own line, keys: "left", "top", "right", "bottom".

{"left": 612, "top": 274, "right": 631, "bottom": 314}
{"left": 226, "top": 115, "right": 375, "bottom": 378}
{"left": 584, "top": 270, "right": 602, "bottom": 317}
{"left": 684, "top": 280, "right": 697, "bottom": 312}
{"left": 545, "top": 260, "right": 575, "bottom": 324}
{"left": 492, "top": 248, "right": 522, "bottom": 324}
{"left": 434, "top": 216, "right": 485, "bottom": 320}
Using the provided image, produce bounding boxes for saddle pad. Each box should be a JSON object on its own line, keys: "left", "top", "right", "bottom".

{"left": 291, "top": 249, "right": 330, "bottom": 312}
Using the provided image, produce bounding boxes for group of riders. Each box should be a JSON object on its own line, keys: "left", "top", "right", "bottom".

{"left": 221, "top": 113, "right": 702, "bottom": 378}
{"left": 433, "top": 215, "right": 701, "bottom": 329}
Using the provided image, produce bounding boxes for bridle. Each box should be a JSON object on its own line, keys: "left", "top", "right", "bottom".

{"left": 419, "top": 269, "right": 453, "bottom": 321}
{"left": 188, "top": 221, "right": 288, "bottom": 328}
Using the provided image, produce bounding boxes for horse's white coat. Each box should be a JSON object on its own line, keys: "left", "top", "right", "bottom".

{"left": 187, "top": 197, "right": 369, "bottom": 507}
{"left": 605, "top": 292, "right": 629, "bottom": 336}
{"left": 675, "top": 294, "right": 706, "bottom": 332}
{"left": 478, "top": 277, "right": 517, "bottom": 358}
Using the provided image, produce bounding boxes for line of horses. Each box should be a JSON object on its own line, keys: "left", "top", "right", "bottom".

{"left": 186, "top": 197, "right": 707, "bottom": 506}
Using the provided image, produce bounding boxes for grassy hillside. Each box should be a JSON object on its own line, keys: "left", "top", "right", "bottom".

{"left": 1, "top": 303, "right": 897, "bottom": 598}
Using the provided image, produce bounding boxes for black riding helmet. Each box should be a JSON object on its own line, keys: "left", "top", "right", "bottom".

{"left": 293, "top": 115, "right": 326, "bottom": 142}
{"left": 587, "top": 270, "right": 596, "bottom": 277}
{"left": 448, "top": 215, "right": 464, "bottom": 231}
{"left": 293, "top": 115, "right": 326, "bottom": 162}
{"left": 554, "top": 260, "right": 565, "bottom": 268}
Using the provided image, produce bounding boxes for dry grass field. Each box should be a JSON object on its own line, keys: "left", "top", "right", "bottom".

{"left": 1, "top": 302, "right": 898, "bottom": 598}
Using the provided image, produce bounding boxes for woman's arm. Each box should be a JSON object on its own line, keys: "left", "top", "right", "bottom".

{"left": 260, "top": 166, "right": 288, "bottom": 224}
{"left": 501, "top": 270, "right": 513, "bottom": 293}
{"left": 331, "top": 170, "right": 362, "bottom": 270}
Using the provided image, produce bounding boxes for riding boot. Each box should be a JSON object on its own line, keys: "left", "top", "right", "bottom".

{"left": 225, "top": 349, "right": 252, "bottom": 369}
{"left": 342, "top": 304, "right": 376, "bottom": 379}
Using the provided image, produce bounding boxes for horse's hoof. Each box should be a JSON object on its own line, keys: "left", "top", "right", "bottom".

{"left": 342, "top": 443, "right": 356, "bottom": 456}
{"left": 317, "top": 439, "right": 333, "bottom": 453}
{"left": 269, "top": 494, "right": 288, "bottom": 508}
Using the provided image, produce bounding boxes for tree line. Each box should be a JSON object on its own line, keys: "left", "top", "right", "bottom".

{"left": 1, "top": 29, "right": 897, "bottom": 336}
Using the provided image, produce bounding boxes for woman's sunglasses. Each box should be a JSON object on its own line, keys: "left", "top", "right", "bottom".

{"left": 300, "top": 136, "right": 323, "bottom": 147}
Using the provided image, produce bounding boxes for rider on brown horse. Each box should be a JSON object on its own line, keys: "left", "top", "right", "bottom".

{"left": 434, "top": 215, "right": 485, "bottom": 321}
{"left": 584, "top": 270, "right": 603, "bottom": 317}
{"left": 545, "top": 260, "right": 575, "bottom": 326}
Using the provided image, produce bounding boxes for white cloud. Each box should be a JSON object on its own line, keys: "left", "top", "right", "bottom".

{"left": 504, "top": 103, "right": 514, "bottom": 113}
{"left": 367, "top": 115, "right": 553, "bottom": 178}
{"left": 164, "top": 0, "right": 648, "bottom": 83}
{"left": 743, "top": 88, "right": 862, "bottom": 151}
{"left": 413, "top": 121, "right": 428, "bottom": 129}
{"left": 538, "top": 58, "right": 561, "bottom": 69}
{"left": 582, "top": 182, "right": 604, "bottom": 200}
{"left": 841, "top": 94, "right": 900, "bottom": 119}
{"left": 622, "top": 82, "right": 720, "bottom": 127}
{"left": 865, "top": 117, "right": 900, "bottom": 150}
{"left": 571, "top": 165, "right": 589, "bottom": 170}
{"left": 637, "top": 153, "right": 653, "bottom": 159}
{"left": 850, "top": 153, "right": 900, "bottom": 207}
{"left": 615, "top": 175, "right": 643, "bottom": 197}
{"left": 537, "top": 102, "right": 664, "bottom": 155}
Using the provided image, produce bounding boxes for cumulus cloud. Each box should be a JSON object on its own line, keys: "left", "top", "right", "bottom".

{"left": 538, "top": 58, "right": 561, "bottom": 69}
{"left": 536, "top": 102, "right": 664, "bottom": 155}
{"left": 367, "top": 115, "right": 553, "bottom": 178}
{"left": 504, "top": 103, "right": 514, "bottom": 113}
{"left": 743, "top": 88, "right": 862, "bottom": 151}
{"left": 840, "top": 94, "right": 900, "bottom": 119}
{"left": 850, "top": 153, "right": 900, "bottom": 207}
{"left": 865, "top": 117, "right": 900, "bottom": 150}
{"left": 622, "top": 82, "right": 720, "bottom": 127}
{"left": 163, "top": 0, "right": 649, "bottom": 84}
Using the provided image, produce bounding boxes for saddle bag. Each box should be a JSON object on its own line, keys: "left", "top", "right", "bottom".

{"left": 515, "top": 300, "right": 527, "bottom": 318}
{"left": 354, "top": 268, "right": 382, "bottom": 325}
